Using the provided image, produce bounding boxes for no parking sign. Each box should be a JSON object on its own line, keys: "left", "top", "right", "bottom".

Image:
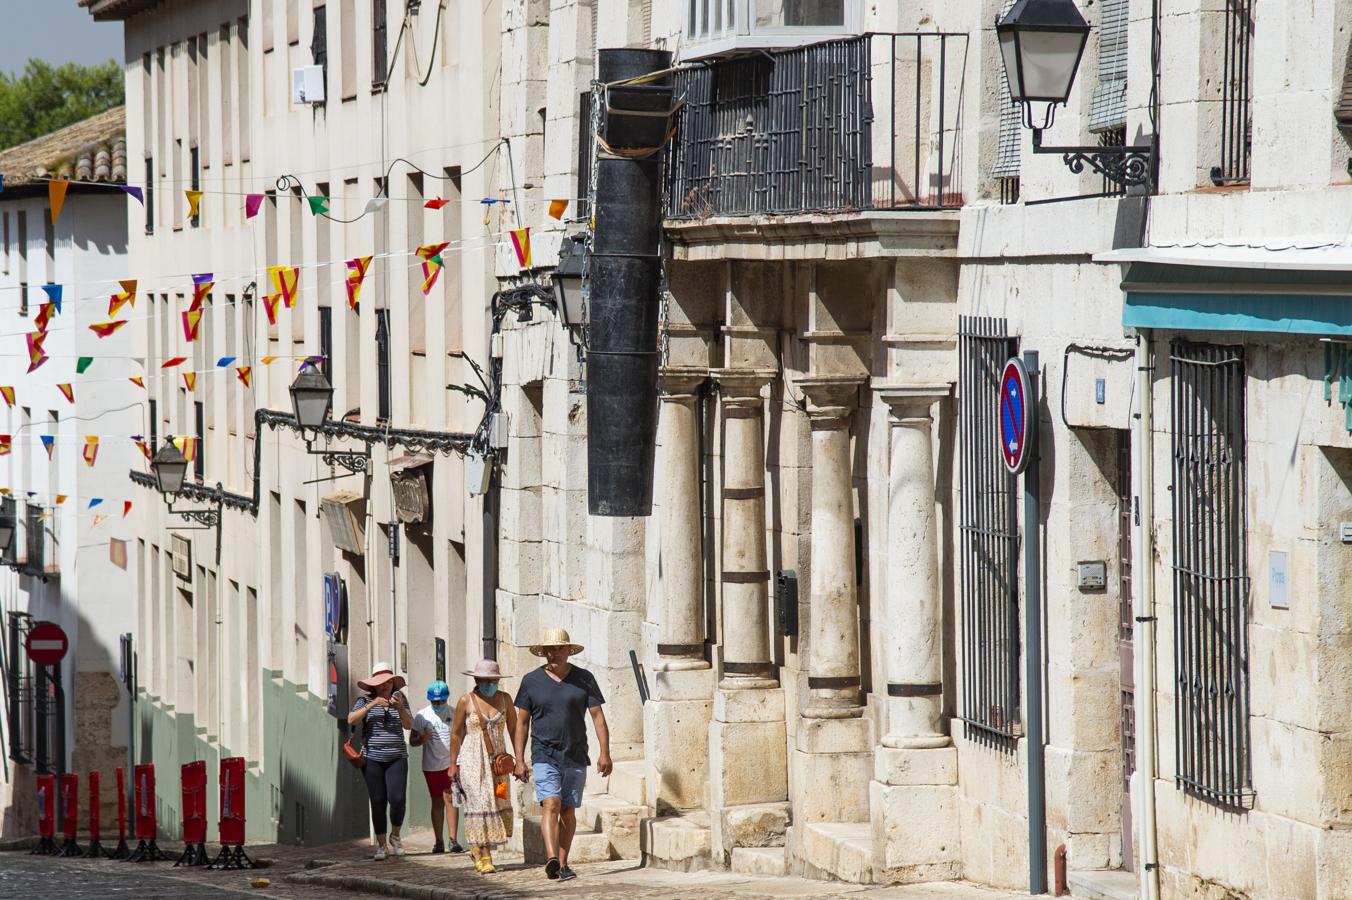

{"left": 999, "top": 357, "right": 1035, "bottom": 475}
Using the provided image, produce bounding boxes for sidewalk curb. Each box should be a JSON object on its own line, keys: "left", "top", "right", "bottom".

{"left": 285, "top": 870, "right": 507, "bottom": 900}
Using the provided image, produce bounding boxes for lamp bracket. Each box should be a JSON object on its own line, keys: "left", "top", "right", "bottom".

{"left": 167, "top": 498, "right": 221, "bottom": 528}
{"left": 1032, "top": 128, "right": 1155, "bottom": 188}
{"left": 305, "top": 439, "right": 370, "bottom": 474}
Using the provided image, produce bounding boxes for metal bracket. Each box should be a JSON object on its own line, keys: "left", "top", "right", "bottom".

{"left": 1032, "top": 129, "right": 1155, "bottom": 188}
{"left": 306, "top": 440, "right": 370, "bottom": 475}
{"left": 167, "top": 500, "right": 221, "bottom": 528}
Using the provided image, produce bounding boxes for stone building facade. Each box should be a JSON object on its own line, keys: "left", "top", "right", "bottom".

{"left": 497, "top": 1, "right": 1352, "bottom": 897}
{"left": 0, "top": 108, "right": 134, "bottom": 838}
{"left": 83, "top": 0, "right": 501, "bottom": 844}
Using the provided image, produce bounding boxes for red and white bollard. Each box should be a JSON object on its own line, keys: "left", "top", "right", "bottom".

{"left": 86, "top": 770, "right": 106, "bottom": 858}
{"left": 125, "top": 763, "right": 166, "bottom": 862}
{"left": 54, "top": 773, "right": 83, "bottom": 857}
{"left": 110, "top": 766, "right": 130, "bottom": 859}
{"left": 174, "top": 761, "right": 208, "bottom": 867}
{"left": 32, "top": 773, "right": 56, "bottom": 855}
{"left": 208, "top": 756, "right": 253, "bottom": 869}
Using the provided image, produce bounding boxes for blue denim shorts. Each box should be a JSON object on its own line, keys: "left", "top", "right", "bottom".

{"left": 532, "top": 761, "right": 587, "bottom": 808}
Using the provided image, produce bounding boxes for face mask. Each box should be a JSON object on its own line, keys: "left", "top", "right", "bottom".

{"left": 431, "top": 701, "right": 448, "bottom": 713}
{"left": 478, "top": 683, "right": 498, "bottom": 698}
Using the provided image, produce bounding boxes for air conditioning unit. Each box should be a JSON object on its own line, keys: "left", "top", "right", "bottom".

{"left": 170, "top": 533, "right": 193, "bottom": 582}
{"left": 321, "top": 491, "right": 366, "bottom": 554}
{"left": 292, "top": 65, "right": 326, "bottom": 105}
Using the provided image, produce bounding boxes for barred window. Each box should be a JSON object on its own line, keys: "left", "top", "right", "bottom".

{"left": 959, "top": 316, "right": 1020, "bottom": 745}
{"left": 1211, "top": 0, "right": 1254, "bottom": 185}
{"left": 1170, "top": 341, "right": 1252, "bottom": 809}
{"left": 1089, "top": 0, "right": 1128, "bottom": 135}
{"left": 991, "top": 0, "right": 1021, "bottom": 181}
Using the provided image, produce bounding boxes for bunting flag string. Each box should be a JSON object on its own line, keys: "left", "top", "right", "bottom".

{"left": 185, "top": 190, "right": 203, "bottom": 219}
{"left": 182, "top": 372, "right": 197, "bottom": 392}
{"left": 0, "top": 387, "right": 13, "bottom": 407}
{"left": 41, "top": 284, "right": 63, "bottom": 314}
{"left": 76, "top": 357, "right": 93, "bottom": 374}
{"left": 40, "top": 436, "right": 54, "bottom": 459}
{"left": 119, "top": 185, "right": 144, "bottom": 205}
{"left": 82, "top": 436, "right": 99, "bottom": 468}
{"left": 57, "top": 384, "right": 74, "bottom": 404}
{"left": 548, "top": 199, "right": 568, "bottom": 220}
{"left": 190, "top": 273, "right": 213, "bottom": 311}
{"left": 182, "top": 309, "right": 203, "bottom": 342}
{"left": 416, "top": 243, "right": 450, "bottom": 294}
{"left": 345, "top": 256, "right": 372, "bottom": 312}
{"left": 129, "top": 377, "right": 145, "bottom": 388}
{"left": 108, "top": 279, "right": 137, "bottom": 316}
{"left": 307, "top": 196, "right": 330, "bottom": 215}
{"left": 90, "top": 320, "right": 129, "bottom": 338}
{"left": 246, "top": 193, "right": 264, "bottom": 218}
{"left": 27, "top": 332, "right": 48, "bottom": 373}
{"left": 49, "top": 180, "right": 68, "bottom": 224}
{"left": 236, "top": 366, "right": 252, "bottom": 388}
{"left": 269, "top": 266, "right": 300, "bottom": 308}
{"left": 510, "top": 227, "right": 532, "bottom": 269}
{"left": 425, "top": 198, "right": 450, "bottom": 210}
{"left": 33, "top": 302, "right": 55, "bottom": 333}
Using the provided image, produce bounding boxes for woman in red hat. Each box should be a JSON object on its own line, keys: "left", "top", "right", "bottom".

{"left": 346, "top": 662, "right": 413, "bottom": 860}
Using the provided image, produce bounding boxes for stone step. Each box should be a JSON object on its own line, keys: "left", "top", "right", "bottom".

{"left": 1069, "top": 869, "right": 1139, "bottom": 900}
{"left": 798, "top": 822, "right": 874, "bottom": 884}
{"left": 521, "top": 813, "right": 614, "bottom": 865}
{"left": 641, "top": 812, "right": 713, "bottom": 873}
{"left": 731, "top": 846, "right": 787, "bottom": 877}
{"left": 604, "top": 759, "right": 647, "bottom": 806}
{"left": 577, "top": 792, "right": 651, "bottom": 860}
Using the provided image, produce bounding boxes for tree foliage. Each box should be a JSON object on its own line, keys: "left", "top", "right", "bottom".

{"left": 0, "top": 59, "right": 124, "bottom": 152}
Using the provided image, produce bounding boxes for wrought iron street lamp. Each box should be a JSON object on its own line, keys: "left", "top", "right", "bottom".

{"left": 289, "top": 367, "right": 369, "bottom": 474}
{"left": 0, "top": 514, "right": 15, "bottom": 565}
{"left": 997, "top": 0, "right": 1156, "bottom": 188}
{"left": 150, "top": 440, "right": 221, "bottom": 527}
{"left": 553, "top": 233, "right": 587, "bottom": 329}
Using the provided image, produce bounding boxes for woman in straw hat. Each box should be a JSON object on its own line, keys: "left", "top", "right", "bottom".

{"left": 447, "top": 658, "right": 517, "bottom": 874}
{"left": 346, "top": 662, "right": 413, "bottom": 860}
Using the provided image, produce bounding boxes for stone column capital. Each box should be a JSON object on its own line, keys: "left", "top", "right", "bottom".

{"left": 874, "top": 381, "right": 952, "bottom": 423}
{"left": 659, "top": 367, "right": 709, "bottom": 401}
{"left": 797, "top": 376, "right": 865, "bottom": 429}
{"left": 711, "top": 368, "right": 777, "bottom": 398}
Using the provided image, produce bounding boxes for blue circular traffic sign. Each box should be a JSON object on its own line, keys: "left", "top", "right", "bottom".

{"left": 999, "top": 358, "right": 1034, "bottom": 475}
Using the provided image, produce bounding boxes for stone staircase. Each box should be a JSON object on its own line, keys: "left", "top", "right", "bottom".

{"left": 523, "top": 758, "right": 652, "bottom": 864}
{"left": 796, "top": 822, "right": 876, "bottom": 883}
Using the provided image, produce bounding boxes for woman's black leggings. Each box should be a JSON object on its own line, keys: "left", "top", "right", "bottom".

{"left": 362, "top": 756, "right": 408, "bottom": 835}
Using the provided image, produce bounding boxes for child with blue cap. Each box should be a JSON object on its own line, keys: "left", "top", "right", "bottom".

{"left": 410, "top": 678, "right": 463, "bottom": 853}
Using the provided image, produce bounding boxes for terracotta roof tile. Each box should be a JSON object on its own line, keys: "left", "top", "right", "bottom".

{"left": 0, "top": 106, "right": 126, "bottom": 187}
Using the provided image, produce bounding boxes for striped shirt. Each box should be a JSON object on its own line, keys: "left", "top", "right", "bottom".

{"left": 351, "top": 692, "right": 409, "bottom": 762}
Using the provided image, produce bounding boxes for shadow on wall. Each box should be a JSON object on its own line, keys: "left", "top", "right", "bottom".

{"left": 134, "top": 672, "right": 368, "bottom": 846}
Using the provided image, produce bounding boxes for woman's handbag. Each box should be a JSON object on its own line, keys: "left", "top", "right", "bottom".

{"left": 471, "top": 693, "right": 516, "bottom": 778}
{"left": 342, "top": 736, "right": 365, "bottom": 768}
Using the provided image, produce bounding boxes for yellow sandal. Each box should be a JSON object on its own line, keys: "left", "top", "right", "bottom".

{"left": 477, "top": 849, "right": 496, "bottom": 874}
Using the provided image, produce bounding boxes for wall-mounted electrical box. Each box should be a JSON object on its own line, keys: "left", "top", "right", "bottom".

{"left": 1076, "top": 560, "right": 1107, "bottom": 591}
{"left": 292, "top": 66, "right": 325, "bottom": 105}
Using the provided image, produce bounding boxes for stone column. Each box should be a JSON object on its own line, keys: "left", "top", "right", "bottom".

{"left": 706, "top": 369, "right": 788, "bottom": 864}
{"left": 714, "top": 370, "right": 777, "bottom": 688}
{"left": 656, "top": 368, "right": 708, "bottom": 665}
{"left": 645, "top": 367, "right": 716, "bottom": 815}
{"left": 879, "top": 386, "right": 951, "bottom": 748}
{"left": 869, "top": 384, "right": 959, "bottom": 882}
{"left": 797, "top": 377, "right": 867, "bottom": 717}
{"left": 791, "top": 377, "right": 873, "bottom": 829}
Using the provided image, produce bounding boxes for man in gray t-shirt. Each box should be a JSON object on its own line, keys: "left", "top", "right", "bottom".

{"left": 512, "top": 629, "right": 611, "bottom": 882}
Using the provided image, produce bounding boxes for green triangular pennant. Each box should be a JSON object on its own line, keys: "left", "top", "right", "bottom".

{"left": 307, "top": 196, "right": 330, "bottom": 215}
{"left": 76, "top": 357, "right": 93, "bottom": 374}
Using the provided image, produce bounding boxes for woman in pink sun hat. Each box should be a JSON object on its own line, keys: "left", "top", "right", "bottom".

{"left": 347, "top": 662, "right": 413, "bottom": 860}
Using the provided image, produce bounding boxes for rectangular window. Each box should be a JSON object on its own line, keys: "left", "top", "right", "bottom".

{"left": 190, "top": 146, "right": 201, "bottom": 227}
{"left": 287, "top": 0, "right": 300, "bottom": 45}
{"left": 577, "top": 91, "right": 592, "bottom": 219}
{"left": 263, "top": 0, "right": 275, "bottom": 52}
{"left": 195, "top": 400, "right": 205, "bottom": 481}
{"left": 992, "top": 0, "right": 1021, "bottom": 191}
{"left": 238, "top": 18, "right": 251, "bottom": 161}
{"left": 1090, "top": 0, "right": 1128, "bottom": 135}
{"left": 220, "top": 26, "right": 233, "bottom": 167}
{"left": 43, "top": 211, "right": 54, "bottom": 283}
{"left": 146, "top": 157, "right": 155, "bottom": 232}
{"left": 372, "top": 0, "right": 388, "bottom": 88}
{"left": 149, "top": 398, "right": 159, "bottom": 453}
{"left": 1211, "top": 0, "right": 1253, "bottom": 185}
{"left": 1170, "top": 340, "right": 1252, "bottom": 809}
{"left": 375, "top": 308, "right": 390, "bottom": 422}
{"left": 198, "top": 34, "right": 210, "bottom": 170}
{"left": 16, "top": 210, "right": 27, "bottom": 315}
{"left": 319, "top": 305, "right": 333, "bottom": 382}
{"left": 958, "top": 315, "right": 1020, "bottom": 745}
{"left": 406, "top": 172, "right": 424, "bottom": 352}
{"left": 3, "top": 211, "right": 9, "bottom": 274}
{"left": 311, "top": 5, "right": 328, "bottom": 97}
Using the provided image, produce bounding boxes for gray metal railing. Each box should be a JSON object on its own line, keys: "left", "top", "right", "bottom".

{"left": 1170, "top": 341, "right": 1253, "bottom": 810}
{"left": 665, "top": 32, "right": 968, "bottom": 219}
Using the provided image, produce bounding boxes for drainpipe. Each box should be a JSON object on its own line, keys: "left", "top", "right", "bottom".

{"left": 1135, "top": 330, "right": 1160, "bottom": 900}
{"left": 482, "top": 464, "right": 498, "bottom": 661}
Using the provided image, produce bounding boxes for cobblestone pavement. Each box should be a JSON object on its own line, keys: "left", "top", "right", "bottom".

{"left": 3, "top": 829, "right": 1027, "bottom": 900}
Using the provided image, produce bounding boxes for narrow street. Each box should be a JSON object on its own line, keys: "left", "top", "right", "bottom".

{"left": 2, "top": 833, "right": 1029, "bottom": 900}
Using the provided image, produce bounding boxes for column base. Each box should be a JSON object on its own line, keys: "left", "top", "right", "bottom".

{"left": 869, "top": 745, "right": 960, "bottom": 880}
{"left": 791, "top": 716, "right": 873, "bottom": 826}
{"left": 645, "top": 666, "right": 716, "bottom": 814}
{"left": 708, "top": 686, "right": 788, "bottom": 862}
{"left": 880, "top": 733, "right": 951, "bottom": 750}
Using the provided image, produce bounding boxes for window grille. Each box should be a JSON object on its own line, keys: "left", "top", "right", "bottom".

{"left": 5, "top": 613, "right": 34, "bottom": 765}
{"left": 1337, "top": 41, "right": 1352, "bottom": 127}
{"left": 195, "top": 401, "right": 205, "bottom": 481}
{"left": 576, "top": 91, "right": 592, "bottom": 219}
{"left": 958, "top": 316, "right": 1021, "bottom": 745}
{"left": 319, "top": 305, "right": 333, "bottom": 382}
{"left": 145, "top": 157, "right": 154, "bottom": 234}
{"left": 190, "top": 146, "right": 200, "bottom": 228}
{"left": 1211, "top": 0, "right": 1253, "bottom": 185}
{"left": 1089, "top": 0, "right": 1128, "bottom": 135}
{"left": 992, "top": 0, "right": 1021, "bottom": 181}
{"left": 1170, "top": 340, "right": 1252, "bottom": 809}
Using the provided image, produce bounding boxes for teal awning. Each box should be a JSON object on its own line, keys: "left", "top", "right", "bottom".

{"left": 1114, "top": 259, "right": 1352, "bottom": 336}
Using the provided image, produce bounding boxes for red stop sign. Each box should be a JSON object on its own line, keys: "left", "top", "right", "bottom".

{"left": 25, "top": 622, "right": 68, "bottom": 666}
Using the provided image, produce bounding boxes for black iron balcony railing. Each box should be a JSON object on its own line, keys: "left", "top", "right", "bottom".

{"left": 23, "top": 502, "right": 55, "bottom": 578}
{"left": 665, "top": 32, "right": 968, "bottom": 219}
